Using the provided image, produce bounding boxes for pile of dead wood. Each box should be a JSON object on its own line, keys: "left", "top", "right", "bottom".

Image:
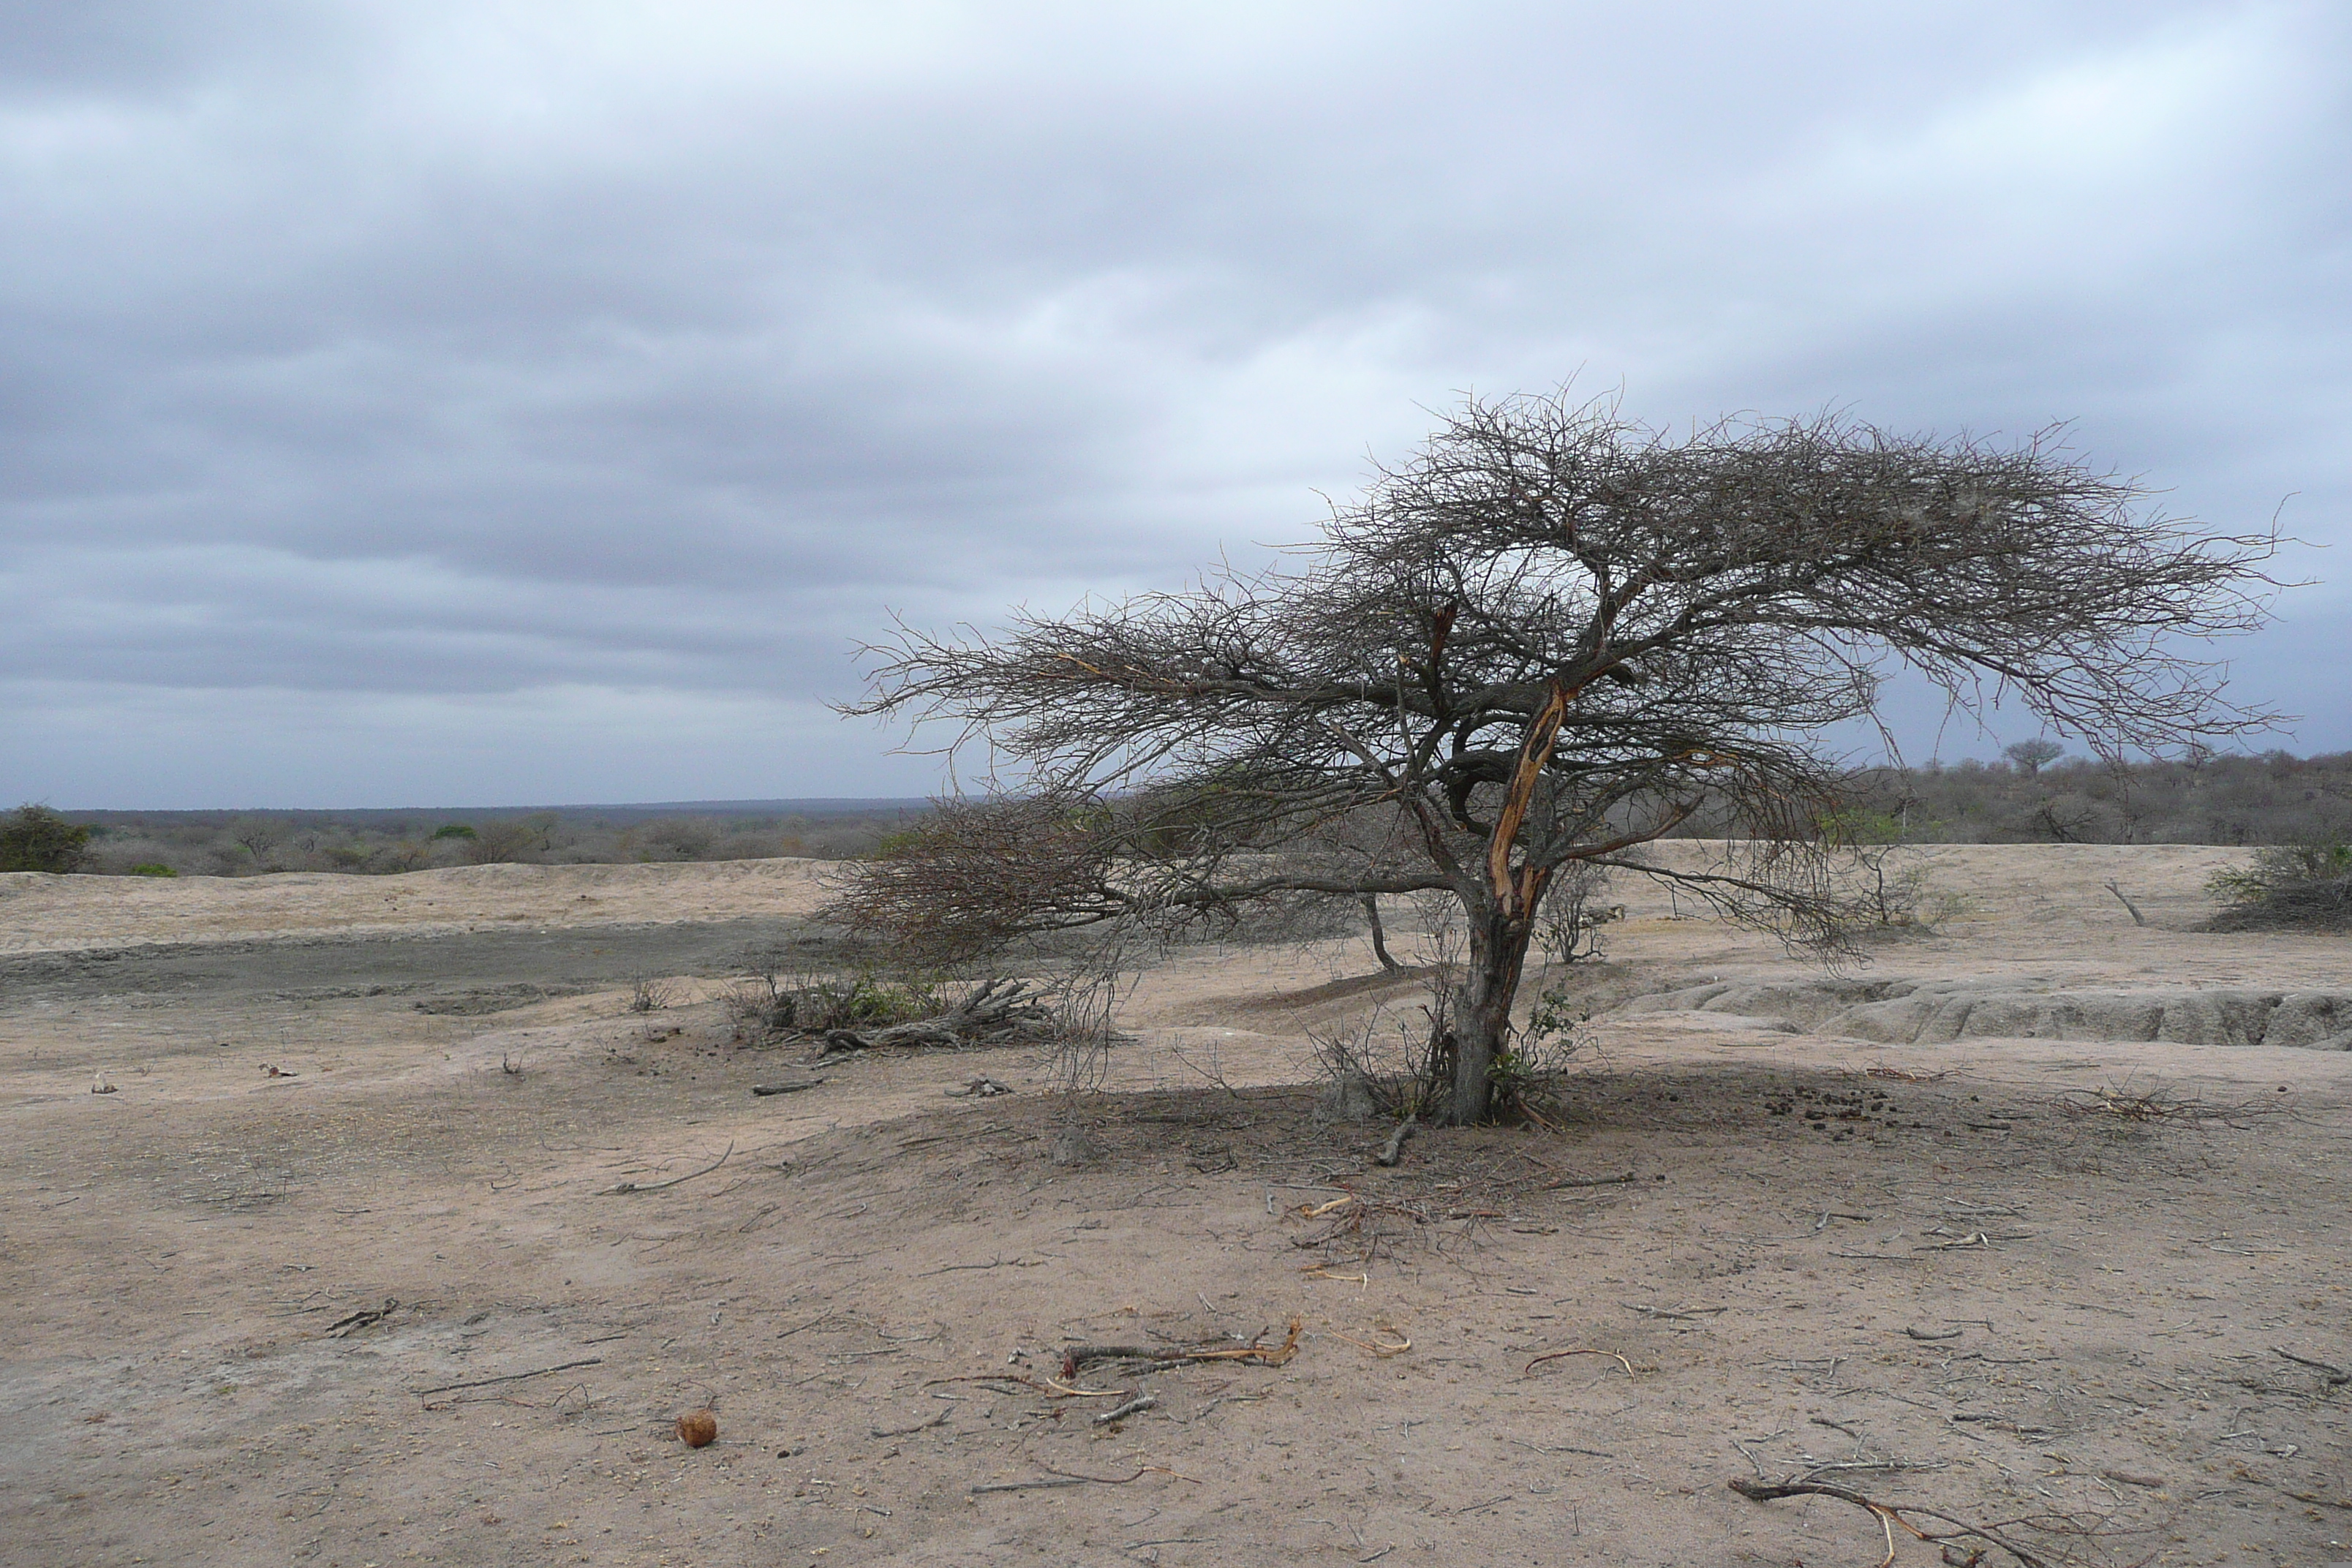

{"left": 801, "top": 976, "right": 1058, "bottom": 1060}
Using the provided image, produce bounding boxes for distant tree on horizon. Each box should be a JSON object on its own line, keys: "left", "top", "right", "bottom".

{"left": 2003, "top": 737, "right": 2065, "bottom": 776}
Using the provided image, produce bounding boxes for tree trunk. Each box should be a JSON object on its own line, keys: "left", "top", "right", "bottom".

{"left": 1444, "top": 901, "right": 1536, "bottom": 1124}
{"left": 1362, "top": 894, "right": 1401, "bottom": 972}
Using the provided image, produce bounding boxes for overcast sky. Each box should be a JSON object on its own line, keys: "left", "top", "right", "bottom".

{"left": 3, "top": 1, "right": 2345, "bottom": 808}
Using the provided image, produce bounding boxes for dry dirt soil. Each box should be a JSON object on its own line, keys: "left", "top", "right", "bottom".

{"left": 3, "top": 848, "right": 2349, "bottom": 1568}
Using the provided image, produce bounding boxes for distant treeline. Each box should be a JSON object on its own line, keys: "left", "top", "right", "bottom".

{"left": 46, "top": 802, "right": 927, "bottom": 878}
{"left": 1682, "top": 748, "right": 2352, "bottom": 847}
{"left": 26, "top": 752, "right": 2352, "bottom": 878}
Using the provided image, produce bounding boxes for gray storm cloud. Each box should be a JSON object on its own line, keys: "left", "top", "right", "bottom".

{"left": 2, "top": 1, "right": 2345, "bottom": 805}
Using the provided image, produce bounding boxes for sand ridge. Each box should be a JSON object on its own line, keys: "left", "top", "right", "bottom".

{"left": 0, "top": 857, "right": 834, "bottom": 954}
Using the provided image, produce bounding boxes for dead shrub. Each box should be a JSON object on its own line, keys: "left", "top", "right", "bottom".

{"left": 628, "top": 976, "right": 681, "bottom": 1013}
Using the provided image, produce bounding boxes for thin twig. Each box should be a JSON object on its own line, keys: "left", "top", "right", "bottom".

{"left": 870, "top": 1410, "right": 950, "bottom": 1438}
{"left": 2272, "top": 1346, "right": 2351, "bottom": 1387}
{"left": 598, "top": 1143, "right": 735, "bottom": 1195}
{"left": 972, "top": 1463, "right": 1158, "bottom": 1493}
{"left": 1091, "top": 1395, "right": 1158, "bottom": 1426}
{"left": 414, "top": 1358, "right": 603, "bottom": 1397}
{"left": 1523, "top": 1347, "right": 1634, "bottom": 1378}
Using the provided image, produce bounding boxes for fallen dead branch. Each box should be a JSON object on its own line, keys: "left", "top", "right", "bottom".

{"left": 970, "top": 1476, "right": 1090, "bottom": 1493}
{"left": 2272, "top": 1346, "right": 2351, "bottom": 1389}
{"left": 1331, "top": 1328, "right": 1411, "bottom": 1357}
{"left": 1063, "top": 1317, "right": 1302, "bottom": 1378}
{"left": 1726, "top": 1475, "right": 2069, "bottom": 1568}
{"left": 598, "top": 1143, "right": 734, "bottom": 1195}
{"left": 805, "top": 977, "right": 1057, "bottom": 1057}
{"left": 1286, "top": 1191, "right": 1439, "bottom": 1260}
{"left": 1544, "top": 1169, "right": 1637, "bottom": 1189}
{"left": 2047, "top": 1077, "right": 2285, "bottom": 1128}
{"left": 1373, "top": 1119, "right": 1418, "bottom": 1166}
{"left": 1523, "top": 1347, "right": 1634, "bottom": 1379}
{"left": 751, "top": 1079, "right": 825, "bottom": 1096}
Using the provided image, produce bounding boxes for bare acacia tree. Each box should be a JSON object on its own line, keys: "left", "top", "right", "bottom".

{"left": 2002, "top": 737, "right": 2065, "bottom": 776}
{"left": 230, "top": 817, "right": 282, "bottom": 864}
{"left": 836, "top": 393, "right": 2276, "bottom": 1124}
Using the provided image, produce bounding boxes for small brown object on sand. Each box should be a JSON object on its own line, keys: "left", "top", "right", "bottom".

{"left": 676, "top": 1410, "right": 717, "bottom": 1448}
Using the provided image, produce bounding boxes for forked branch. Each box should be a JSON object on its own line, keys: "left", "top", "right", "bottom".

{"left": 1729, "top": 1476, "right": 2080, "bottom": 1567}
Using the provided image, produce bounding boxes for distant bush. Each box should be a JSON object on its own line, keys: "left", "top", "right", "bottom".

{"left": 461, "top": 814, "right": 555, "bottom": 865}
{"left": 432, "top": 823, "right": 478, "bottom": 840}
{"left": 382, "top": 840, "right": 434, "bottom": 872}
{"left": 129, "top": 863, "right": 178, "bottom": 877}
{"left": 0, "top": 804, "right": 92, "bottom": 873}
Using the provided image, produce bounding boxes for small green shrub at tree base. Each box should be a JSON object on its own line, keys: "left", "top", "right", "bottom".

{"left": 0, "top": 804, "right": 92, "bottom": 873}
{"left": 130, "top": 864, "right": 178, "bottom": 877}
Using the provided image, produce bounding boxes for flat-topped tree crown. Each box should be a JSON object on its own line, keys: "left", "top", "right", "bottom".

{"left": 837, "top": 391, "right": 2278, "bottom": 1123}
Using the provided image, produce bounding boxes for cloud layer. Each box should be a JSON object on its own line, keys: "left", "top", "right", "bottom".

{"left": 4, "top": 1, "right": 2345, "bottom": 805}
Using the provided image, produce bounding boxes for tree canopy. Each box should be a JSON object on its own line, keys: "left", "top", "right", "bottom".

{"left": 835, "top": 393, "right": 2277, "bottom": 1123}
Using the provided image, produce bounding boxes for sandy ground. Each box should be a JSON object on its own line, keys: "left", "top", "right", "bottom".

{"left": 3, "top": 847, "right": 2350, "bottom": 1567}
{"left": 0, "top": 859, "right": 835, "bottom": 954}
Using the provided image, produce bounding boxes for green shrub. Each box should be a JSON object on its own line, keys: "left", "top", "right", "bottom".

{"left": 0, "top": 804, "right": 92, "bottom": 873}
{"left": 2207, "top": 840, "right": 2352, "bottom": 930}
{"left": 728, "top": 970, "right": 948, "bottom": 1039}
{"left": 432, "top": 823, "right": 478, "bottom": 840}
{"left": 130, "top": 863, "right": 178, "bottom": 877}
